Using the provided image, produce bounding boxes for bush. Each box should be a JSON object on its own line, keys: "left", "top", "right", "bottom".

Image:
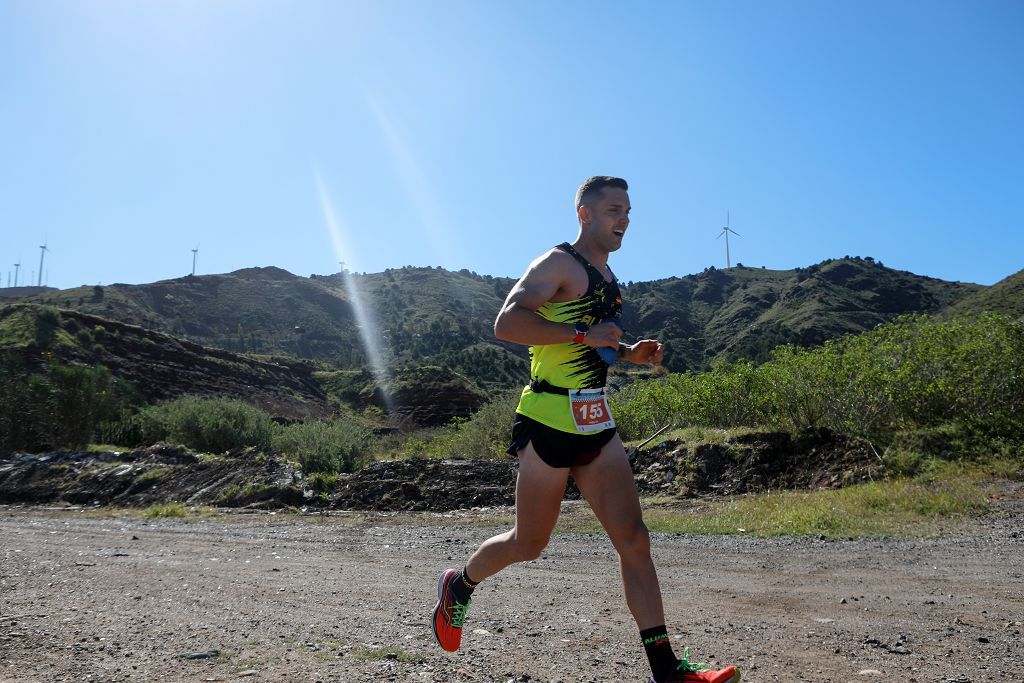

{"left": 272, "top": 418, "right": 371, "bottom": 473}
{"left": 133, "top": 396, "right": 275, "bottom": 453}
{"left": 0, "top": 352, "right": 136, "bottom": 453}
{"left": 612, "top": 313, "right": 1024, "bottom": 450}
{"left": 445, "top": 390, "right": 521, "bottom": 459}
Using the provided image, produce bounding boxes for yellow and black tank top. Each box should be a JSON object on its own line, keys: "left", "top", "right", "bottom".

{"left": 515, "top": 242, "right": 623, "bottom": 434}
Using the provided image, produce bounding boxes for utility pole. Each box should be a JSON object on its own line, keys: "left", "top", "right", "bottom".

{"left": 38, "top": 243, "right": 49, "bottom": 286}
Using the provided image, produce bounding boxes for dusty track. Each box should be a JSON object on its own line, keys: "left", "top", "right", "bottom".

{"left": 1, "top": 497, "right": 1021, "bottom": 683}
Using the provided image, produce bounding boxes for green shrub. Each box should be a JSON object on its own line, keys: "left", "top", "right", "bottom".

{"left": 612, "top": 313, "right": 1024, "bottom": 450}
{"left": 0, "top": 352, "right": 137, "bottom": 452}
{"left": 134, "top": 396, "right": 275, "bottom": 453}
{"left": 272, "top": 418, "right": 371, "bottom": 473}
{"left": 143, "top": 502, "right": 189, "bottom": 518}
{"left": 303, "top": 472, "right": 339, "bottom": 492}
{"left": 446, "top": 390, "right": 521, "bottom": 459}
{"left": 33, "top": 306, "right": 60, "bottom": 349}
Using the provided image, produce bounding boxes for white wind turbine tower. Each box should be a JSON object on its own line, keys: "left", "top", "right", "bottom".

{"left": 191, "top": 246, "right": 199, "bottom": 276}
{"left": 13, "top": 261, "right": 20, "bottom": 287}
{"left": 37, "top": 243, "right": 49, "bottom": 286}
{"left": 717, "top": 212, "right": 741, "bottom": 268}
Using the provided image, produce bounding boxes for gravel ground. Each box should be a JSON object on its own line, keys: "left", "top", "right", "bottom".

{"left": 1, "top": 492, "right": 1021, "bottom": 683}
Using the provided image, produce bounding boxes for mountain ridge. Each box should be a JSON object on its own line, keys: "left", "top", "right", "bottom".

{"left": 11, "top": 257, "right": 1016, "bottom": 388}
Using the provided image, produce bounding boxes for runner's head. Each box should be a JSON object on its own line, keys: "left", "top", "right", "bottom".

{"left": 576, "top": 176, "right": 630, "bottom": 253}
{"left": 575, "top": 176, "right": 628, "bottom": 211}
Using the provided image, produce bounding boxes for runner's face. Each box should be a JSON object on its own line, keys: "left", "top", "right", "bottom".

{"left": 581, "top": 187, "right": 630, "bottom": 253}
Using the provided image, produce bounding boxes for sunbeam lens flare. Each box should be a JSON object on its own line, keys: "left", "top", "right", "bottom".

{"left": 315, "top": 177, "right": 395, "bottom": 414}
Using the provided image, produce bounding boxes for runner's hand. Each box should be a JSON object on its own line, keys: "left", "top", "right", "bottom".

{"left": 583, "top": 321, "right": 622, "bottom": 349}
{"left": 622, "top": 339, "right": 664, "bottom": 366}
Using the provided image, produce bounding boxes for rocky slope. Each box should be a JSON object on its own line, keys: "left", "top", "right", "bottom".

{"left": 0, "top": 303, "right": 332, "bottom": 421}
{"left": 0, "top": 428, "right": 880, "bottom": 511}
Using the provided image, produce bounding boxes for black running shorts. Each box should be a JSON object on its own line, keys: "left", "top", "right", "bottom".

{"left": 506, "top": 413, "right": 617, "bottom": 469}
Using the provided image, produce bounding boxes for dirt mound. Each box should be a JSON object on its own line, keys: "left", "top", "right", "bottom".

{"left": 331, "top": 458, "right": 518, "bottom": 511}
{"left": 0, "top": 429, "right": 881, "bottom": 511}
{"left": 0, "top": 444, "right": 302, "bottom": 508}
{"left": 633, "top": 427, "right": 880, "bottom": 496}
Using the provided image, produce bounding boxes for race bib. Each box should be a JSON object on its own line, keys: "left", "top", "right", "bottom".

{"left": 569, "top": 388, "right": 615, "bottom": 433}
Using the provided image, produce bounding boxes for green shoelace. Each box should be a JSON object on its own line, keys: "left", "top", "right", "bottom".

{"left": 450, "top": 599, "right": 471, "bottom": 628}
{"left": 676, "top": 647, "right": 709, "bottom": 673}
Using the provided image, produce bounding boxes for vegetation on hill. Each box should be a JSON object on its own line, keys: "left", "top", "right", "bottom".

{"left": 943, "top": 268, "right": 1024, "bottom": 320}
{"left": 611, "top": 312, "right": 1023, "bottom": 461}
{"left": 0, "top": 350, "right": 137, "bottom": 453}
{"left": 621, "top": 256, "right": 982, "bottom": 371}
{"left": 412, "top": 314, "right": 1022, "bottom": 480}
{"left": 0, "top": 303, "right": 333, "bottom": 423}
{"left": 4, "top": 260, "right": 1019, "bottom": 475}
{"left": 18, "top": 258, "right": 990, "bottom": 389}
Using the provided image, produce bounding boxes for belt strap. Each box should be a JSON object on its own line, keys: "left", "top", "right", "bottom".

{"left": 529, "top": 379, "right": 604, "bottom": 396}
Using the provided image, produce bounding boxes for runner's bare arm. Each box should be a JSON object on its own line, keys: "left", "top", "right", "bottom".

{"left": 494, "top": 251, "right": 574, "bottom": 346}
{"left": 494, "top": 250, "right": 622, "bottom": 348}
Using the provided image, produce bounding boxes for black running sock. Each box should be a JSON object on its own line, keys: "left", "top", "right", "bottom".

{"left": 640, "top": 626, "right": 677, "bottom": 683}
{"left": 451, "top": 567, "right": 478, "bottom": 604}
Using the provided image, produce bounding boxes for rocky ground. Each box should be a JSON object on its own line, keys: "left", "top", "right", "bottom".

{"left": 0, "top": 429, "right": 880, "bottom": 512}
{"left": 1, "top": 486, "right": 1022, "bottom": 683}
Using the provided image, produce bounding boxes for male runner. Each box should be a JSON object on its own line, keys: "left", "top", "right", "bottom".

{"left": 432, "top": 176, "right": 739, "bottom": 683}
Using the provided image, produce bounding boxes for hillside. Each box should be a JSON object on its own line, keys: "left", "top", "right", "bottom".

{"left": 622, "top": 257, "right": 981, "bottom": 370}
{"left": 16, "top": 258, "right": 992, "bottom": 382}
{"left": 943, "top": 268, "right": 1024, "bottom": 320}
{"left": 22, "top": 266, "right": 527, "bottom": 389}
{"left": 0, "top": 303, "right": 332, "bottom": 421}
{"left": 0, "top": 303, "right": 489, "bottom": 430}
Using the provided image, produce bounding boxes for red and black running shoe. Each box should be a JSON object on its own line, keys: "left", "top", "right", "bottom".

{"left": 653, "top": 648, "right": 740, "bottom": 683}
{"left": 431, "top": 568, "right": 472, "bottom": 652}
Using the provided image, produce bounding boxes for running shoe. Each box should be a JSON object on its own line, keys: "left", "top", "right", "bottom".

{"left": 431, "top": 568, "right": 471, "bottom": 652}
{"left": 652, "top": 648, "right": 740, "bottom": 683}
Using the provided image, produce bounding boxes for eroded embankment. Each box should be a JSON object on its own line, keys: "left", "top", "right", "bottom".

{"left": 0, "top": 428, "right": 880, "bottom": 511}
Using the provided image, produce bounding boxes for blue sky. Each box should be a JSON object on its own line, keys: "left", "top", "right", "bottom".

{"left": 1, "top": 0, "right": 1021, "bottom": 290}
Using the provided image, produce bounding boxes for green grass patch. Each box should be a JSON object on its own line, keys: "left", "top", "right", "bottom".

{"left": 86, "top": 444, "right": 130, "bottom": 453}
{"left": 142, "top": 502, "right": 189, "bottom": 518}
{"left": 634, "top": 425, "right": 763, "bottom": 448}
{"left": 135, "top": 467, "right": 171, "bottom": 487}
{"left": 635, "top": 477, "right": 992, "bottom": 539}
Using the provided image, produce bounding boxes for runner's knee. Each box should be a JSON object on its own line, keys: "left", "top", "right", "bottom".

{"left": 511, "top": 532, "right": 550, "bottom": 561}
{"left": 611, "top": 519, "right": 651, "bottom": 559}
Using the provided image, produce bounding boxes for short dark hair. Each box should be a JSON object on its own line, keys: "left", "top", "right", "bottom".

{"left": 575, "top": 176, "right": 628, "bottom": 209}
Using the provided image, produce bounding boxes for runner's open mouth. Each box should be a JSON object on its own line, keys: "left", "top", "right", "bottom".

{"left": 613, "top": 230, "right": 624, "bottom": 237}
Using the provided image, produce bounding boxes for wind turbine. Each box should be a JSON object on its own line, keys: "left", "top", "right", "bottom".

{"left": 37, "top": 243, "right": 49, "bottom": 286}
{"left": 13, "top": 261, "right": 20, "bottom": 287}
{"left": 717, "top": 212, "right": 741, "bottom": 268}
{"left": 191, "top": 246, "right": 199, "bottom": 276}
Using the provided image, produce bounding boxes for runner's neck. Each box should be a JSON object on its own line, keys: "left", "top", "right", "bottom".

{"left": 570, "top": 238, "right": 610, "bottom": 273}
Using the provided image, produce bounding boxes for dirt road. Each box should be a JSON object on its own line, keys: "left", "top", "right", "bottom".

{"left": 1, "top": 499, "right": 1021, "bottom": 683}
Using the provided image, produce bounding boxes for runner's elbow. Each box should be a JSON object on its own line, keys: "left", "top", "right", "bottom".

{"left": 493, "top": 309, "right": 514, "bottom": 341}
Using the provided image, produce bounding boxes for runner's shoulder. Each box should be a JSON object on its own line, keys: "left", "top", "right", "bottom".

{"left": 526, "top": 245, "right": 577, "bottom": 278}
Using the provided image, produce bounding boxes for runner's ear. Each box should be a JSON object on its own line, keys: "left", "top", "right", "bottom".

{"left": 578, "top": 203, "right": 591, "bottom": 225}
